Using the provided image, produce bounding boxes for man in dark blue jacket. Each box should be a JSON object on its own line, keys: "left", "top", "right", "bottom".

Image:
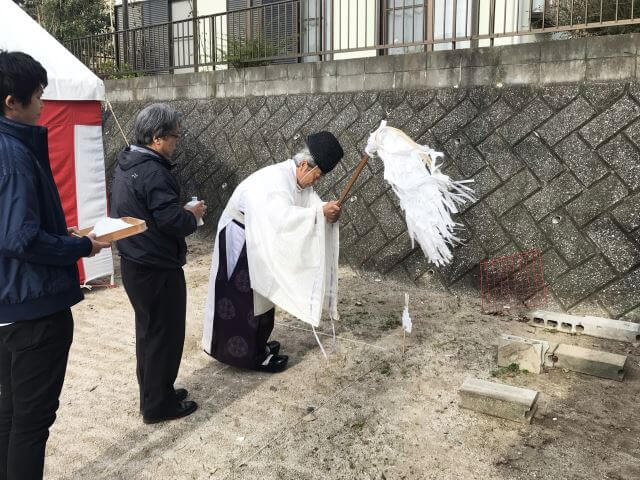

{"left": 0, "top": 51, "right": 109, "bottom": 480}
{"left": 110, "top": 103, "right": 205, "bottom": 424}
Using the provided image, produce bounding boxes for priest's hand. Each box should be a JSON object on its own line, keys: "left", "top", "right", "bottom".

{"left": 323, "top": 201, "right": 341, "bottom": 223}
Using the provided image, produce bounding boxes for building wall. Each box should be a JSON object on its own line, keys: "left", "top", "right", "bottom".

{"left": 104, "top": 34, "right": 640, "bottom": 321}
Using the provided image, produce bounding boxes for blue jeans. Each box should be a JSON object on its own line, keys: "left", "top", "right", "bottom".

{"left": 0, "top": 309, "right": 73, "bottom": 480}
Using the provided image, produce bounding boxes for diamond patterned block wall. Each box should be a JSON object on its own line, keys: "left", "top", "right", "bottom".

{"left": 102, "top": 82, "right": 640, "bottom": 322}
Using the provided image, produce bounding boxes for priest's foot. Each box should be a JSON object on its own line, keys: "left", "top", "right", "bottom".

{"left": 256, "top": 354, "right": 288, "bottom": 373}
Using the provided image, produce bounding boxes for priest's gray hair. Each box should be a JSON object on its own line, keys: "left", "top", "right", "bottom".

{"left": 292, "top": 147, "right": 316, "bottom": 168}
{"left": 133, "top": 103, "right": 182, "bottom": 146}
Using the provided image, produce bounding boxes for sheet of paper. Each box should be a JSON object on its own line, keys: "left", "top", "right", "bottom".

{"left": 402, "top": 293, "right": 412, "bottom": 334}
{"left": 90, "top": 218, "right": 132, "bottom": 237}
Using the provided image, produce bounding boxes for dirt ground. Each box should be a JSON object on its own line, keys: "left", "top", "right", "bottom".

{"left": 44, "top": 239, "right": 640, "bottom": 480}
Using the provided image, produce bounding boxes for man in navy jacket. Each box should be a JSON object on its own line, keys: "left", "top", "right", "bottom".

{"left": 0, "top": 51, "right": 109, "bottom": 480}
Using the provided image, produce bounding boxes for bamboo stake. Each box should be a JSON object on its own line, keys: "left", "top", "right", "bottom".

{"left": 337, "top": 153, "right": 369, "bottom": 207}
{"left": 106, "top": 100, "right": 129, "bottom": 146}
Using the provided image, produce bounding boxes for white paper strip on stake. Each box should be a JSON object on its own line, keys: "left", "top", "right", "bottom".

{"left": 402, "top": 293, "right": 412, "bottom": 334}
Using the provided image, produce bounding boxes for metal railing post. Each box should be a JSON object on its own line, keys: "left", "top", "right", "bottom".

{"left": 192, "top": 0, "right": 199, "bottom": 72}
{"left": 426, "top": 0, "right": 434, "bottom": 52}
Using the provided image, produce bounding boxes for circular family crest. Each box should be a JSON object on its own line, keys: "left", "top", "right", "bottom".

{"left": 234, "top": 269, "right": 251, "bottom": 293}
{"left": 216, "top": 297, "right": 236, "bottom": 320}
{"left": 226, "top": 336, "right": 249, "bottom": 358}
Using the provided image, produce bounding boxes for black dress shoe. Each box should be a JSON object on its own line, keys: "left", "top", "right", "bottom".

{"left": 143, "top": 400, "right": 198, "bottom": 424}
{"left": 140, "top": 389, "right": 188, "bottom": 414}
{"left": 175, "top": 388, "right": 188, "bottom": 402}
{"left": 266, "top": 341, "right": 281, "bottom": 356}
{"left": 255, "top": 354, "right": 288, "bottom": 373}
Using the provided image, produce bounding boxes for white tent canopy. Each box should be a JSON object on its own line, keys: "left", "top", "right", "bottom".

{"left": 0, "top": 0, "right": 105, "bottom": 101}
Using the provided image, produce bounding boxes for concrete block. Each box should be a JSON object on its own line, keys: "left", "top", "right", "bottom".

{"left": 459, "top": 378, "right": 539, "bottom": 424}
{"left": 244, "top": 66, "right": 266, "bottom": 82}
{"left": 178, "top": 84, "right": 207, "bottom": 99}
{"left": 133, "top": 76, "right": 157, "bottom": 90}
{"left": 396, "top": 52, "right": 427, "bottom": 71}
{"left": 317, "top": 75, "right": 337, "bottom": 93}
{"left": 498, "top": 63, "right": 540, "bottom": 85}
{"left": 172, "top": 73, "right": 193, "bottom": 87}
{"left": 497, "top": 335, "right": 557, "bottom": 374}
{"left": 245, "top": 81, "right": 265, "bottom": 97}
{"left": 156, "top": 74, "right": 174, "bottom": 87}
{"left": 336, "top": 74, "right": 364, "bottom": 92}
{"left": 425, "top": 68, "right": 459, "bottom": 88}
{"left": 365, "top": 56, "right": 395, "bottom": 74}
{"left": 212, "top": 70, "right": 227, "bottom": 84}
{"left": 265, "top": 64, "right": 288, "bottom": 81}
{"left": 499, "top": 42, "right": 541, "bottom": 65}
{"left": 263, "top": 79, "right": 288, "bottom": 96}
{"left": 427, "top": 50, "right": 462, "bottom": 70}
{"left": 337, "top": 58, "right": 364, "bottom": 76}
{"left": 540, "top": 38, "right": 586, "bottom": 62}
{"left": 395, "top": 70, "right": 427, "bottom": 90}
{"left": 540, "top": 60, "right": 586, "bottom": 84}
{"left": 527, "top": 310, "right": 640, "bottom": 343}
{"left": 287, "top": 78, "right": 313, "bottom": 95}
{"left": 586, "top": 57, "right": 636, "bottom": 82}
{"left": 460, "top": 66, "right": 496, "bottom": 87}
{"left": 226, "top": 68, "right": 244, "bottom": 83}
{"left": 224, "top": 82, "right": 245, "bottom": 98}
{"left": 191, "top": 71, "right": 209, "bottom": 85}
{"left": 552, "top": 344, "right": 627, "bottom": 381}
{"left": 288, "top": 63, "right": 315, "bottom": 80}
{"left": 587, "top": 34, "right": 637, "bottom": 59}
{"left": 363, "top": 72, "right": 394, "bottom": 91}
{"left": 315, "top": 60, "right": 337, "bottom": 77}
{"left": 155, "top": 86, "right": 175, "bottom": 100}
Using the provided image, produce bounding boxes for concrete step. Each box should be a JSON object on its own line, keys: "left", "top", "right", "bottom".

{"left": 552, "top": 344, "right": 627, "bottom": 381}
{"left": 459, "top": 378, "right": 539, "bottom": 424}
{"left": 497, "top": 334, "right": 557, "bottom": 374}
{"left": 526, "top": 310, "right": 640, "bottom": 343}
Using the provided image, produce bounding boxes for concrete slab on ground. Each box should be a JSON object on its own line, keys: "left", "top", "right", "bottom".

{"left": 458, "top": 378, "right": 539, "bottom": 424}
{"left": 553, "top": 344, "right": 627, "bottom": 381}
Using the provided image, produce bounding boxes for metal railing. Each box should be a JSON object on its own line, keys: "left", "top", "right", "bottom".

{"left": 66, "top": 0, "right": 640, "bottom": 78}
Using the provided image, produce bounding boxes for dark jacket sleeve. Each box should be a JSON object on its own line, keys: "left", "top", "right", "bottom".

{"left": 0, "top": 172, "right": 92, "bottom": 266}
{"left": 143, "top": 170, "right": 198, "bottom": 238}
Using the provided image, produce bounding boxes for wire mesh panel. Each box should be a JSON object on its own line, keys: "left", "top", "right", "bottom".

{"left": 480, "top": 249, "right": 547, "bottom": 314}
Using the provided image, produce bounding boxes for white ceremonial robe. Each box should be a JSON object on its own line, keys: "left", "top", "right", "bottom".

{"left": 202, "top": 160, "right": 339, "bottom": 354}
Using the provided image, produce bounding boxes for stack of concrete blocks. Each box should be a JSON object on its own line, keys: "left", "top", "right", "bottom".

{"left": 497, "top": 334, "right": 628, "bottom": 381}
{"left": 459, "top": 378, "right": 539, "bottom": 424}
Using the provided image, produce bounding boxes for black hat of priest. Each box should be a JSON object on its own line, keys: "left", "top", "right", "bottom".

{"left": 306, "top": 131, "right": 344, "bottom": 174}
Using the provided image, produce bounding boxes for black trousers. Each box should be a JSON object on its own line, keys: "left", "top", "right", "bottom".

{"left": 120, "top": 258, "right": 186, "bottom": 418}
{"left": 0, "top": 309, "right": 73, "bottom": 480}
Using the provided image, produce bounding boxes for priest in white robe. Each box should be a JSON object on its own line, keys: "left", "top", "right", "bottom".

{"left": 202, "top": 131, "right": 344, "bottom": 372}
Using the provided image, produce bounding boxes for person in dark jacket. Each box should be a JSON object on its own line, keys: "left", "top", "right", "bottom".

{"left": 0, "top": 51, "right": 109, "bottom": 480}
{"left": 110, "top": 103, "right": 205, "bottom": 424}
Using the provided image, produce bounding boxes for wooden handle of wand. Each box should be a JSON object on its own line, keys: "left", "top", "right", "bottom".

{"left": 337, "top": 154, "right": 370, "bottom": 207}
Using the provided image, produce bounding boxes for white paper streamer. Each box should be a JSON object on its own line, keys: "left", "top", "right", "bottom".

{"left": 365, "top": 121, "right": 475, "bottom": 267}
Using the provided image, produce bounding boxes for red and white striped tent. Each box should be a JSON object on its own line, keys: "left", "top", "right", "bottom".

{"left": 1, "top": 0, "right": 114, "bottom": 284}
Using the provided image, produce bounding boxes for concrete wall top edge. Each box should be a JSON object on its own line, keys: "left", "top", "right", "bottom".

{"left": 105, "top": 33, "right": 640, "bottom": 100}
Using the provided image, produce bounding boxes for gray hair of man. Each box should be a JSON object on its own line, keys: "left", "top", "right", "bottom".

{"left": 292, "top": 147, "right": 317, "bottom": 169}
{"left": 133, "top": 103, "right": 182, "bottom": 146}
